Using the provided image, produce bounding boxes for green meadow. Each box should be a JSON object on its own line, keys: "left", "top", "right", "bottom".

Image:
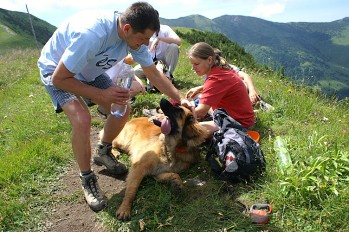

{"left": 1, "top": 33, "right": 349, "bottom": 231}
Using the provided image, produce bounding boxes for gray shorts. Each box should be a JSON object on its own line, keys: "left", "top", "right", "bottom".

{"left": 44, "top": 73, "right": 112, "bottom": 113}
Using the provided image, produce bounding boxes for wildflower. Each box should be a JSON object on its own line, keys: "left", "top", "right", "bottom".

{"left": 313, "top": 112, "right": 318, "bottom": 115}
{"left": 342, "top": 129, "right": 347, "bottom": 134}
{"left": 322, "top": 117, "right": 329, "bottom": 122}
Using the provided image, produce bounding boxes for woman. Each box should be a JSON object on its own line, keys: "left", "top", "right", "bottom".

{"left": 186, "top": 42, "right": 255, "bottom": 134}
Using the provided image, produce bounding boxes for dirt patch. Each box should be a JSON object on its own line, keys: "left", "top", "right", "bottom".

{"left": 44, "top": 126, "right": 126, "bottom": 232}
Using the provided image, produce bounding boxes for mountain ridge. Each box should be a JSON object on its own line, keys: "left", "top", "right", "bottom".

{"left": 0, "top": 7, "right": 348, "bottom": 99}
{"left": 161, "top": 14, "right": 349, "bottom": 99}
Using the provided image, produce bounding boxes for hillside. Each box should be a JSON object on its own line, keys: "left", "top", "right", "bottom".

{"left": 161, "top": 15, "right": 349, "bottom": 99}
{"left": 1, "top": 7, "right": 348, "bottom": 98}
{"left": 0, "top": 8, "right": 56, "bottom": 53}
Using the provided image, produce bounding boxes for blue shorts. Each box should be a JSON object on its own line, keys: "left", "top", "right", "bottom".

{"left": 44, "top": 74, "right": 112, "bottom": 113}
{"left": 193, "top": 97, "right": 200, "bottom": 107}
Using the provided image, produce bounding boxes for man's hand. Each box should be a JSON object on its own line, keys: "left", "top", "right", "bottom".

{"left": 180, "top": 98, "right": 197, "bottom": 119}
{"left": 149, "top": 38, "right": 159, "bottom": 52}
{"left": 93, "top": 85, "right": 130, "bottom": 107}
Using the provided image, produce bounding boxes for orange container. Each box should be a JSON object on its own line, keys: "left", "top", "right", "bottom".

{"left": 246, "top": 130, "right": 260, "bottom": 143}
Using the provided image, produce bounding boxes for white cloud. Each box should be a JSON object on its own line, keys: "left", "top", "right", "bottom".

{"left": 3, "top": 0, "right": 142, "bottom": 15}
{"left": 251, "top": 0, "right": 287, "bottom": 18}
{"left": 1, "top": 0, "right": 347, "bottom": 25}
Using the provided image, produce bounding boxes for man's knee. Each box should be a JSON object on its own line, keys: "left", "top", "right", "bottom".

{"left": 63, "top": 99, "right": 92, "bottom": 127}
{"left": 166, "top": 44, "right": 180, "bottom": 55}
{"left": 134, "top": 64, "right": 146, "bottom": 79}
{"left": 130, "top": 80, "right": 144, "bottom": 97}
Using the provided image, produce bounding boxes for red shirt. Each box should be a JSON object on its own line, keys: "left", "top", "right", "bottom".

{"left": 200, "top": 66, "right": 255, "bottom": 128}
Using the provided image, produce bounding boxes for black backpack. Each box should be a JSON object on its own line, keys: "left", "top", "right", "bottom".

{"left": 206, "top": 109, "right": 266, "bottom": 182}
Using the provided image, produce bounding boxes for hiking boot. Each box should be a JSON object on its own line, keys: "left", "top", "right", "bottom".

{"left": 93, "top": 144, "right": 128, "bottom": 175}
{"left": 80, "top": 171, "right": 107, "bottom": 212}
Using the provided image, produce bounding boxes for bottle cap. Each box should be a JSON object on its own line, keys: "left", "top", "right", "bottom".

{"left": 124, "top": 56, "right": 133, "bottom": 65}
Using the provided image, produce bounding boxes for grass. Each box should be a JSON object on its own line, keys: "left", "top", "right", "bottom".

{"left": 0, "top": 49, "right": 72, "bottom": 231}
{"left": 0, "top": 44, "right": 349, "bottom": 231}
{"left": 0, "top": 26, "right": 37, "bottom": 55}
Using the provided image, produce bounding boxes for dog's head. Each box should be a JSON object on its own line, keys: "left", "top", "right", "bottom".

{"left": 155, "top": 98, "right": 209, "bottom": 148}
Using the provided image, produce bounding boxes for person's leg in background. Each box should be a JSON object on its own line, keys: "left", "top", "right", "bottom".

{"left": 163, "top": 44, "right": 180, "bottom": 80}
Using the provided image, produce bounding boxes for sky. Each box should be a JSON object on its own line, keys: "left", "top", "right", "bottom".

{"left": 1, "top": 0, "right": 348, "bottom": 27}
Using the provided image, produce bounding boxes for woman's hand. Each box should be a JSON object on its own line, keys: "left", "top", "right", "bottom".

{"left": 185, "top": 86, "right": 203, "bottom": 99}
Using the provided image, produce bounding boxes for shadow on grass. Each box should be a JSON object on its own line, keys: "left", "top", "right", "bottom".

{"left": 98, "top": 157, "right": 281, "bottom": 231}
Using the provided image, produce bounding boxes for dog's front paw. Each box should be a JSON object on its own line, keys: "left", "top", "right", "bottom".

{"left": 116, "top": 206, "right": 131, "bottom": 221}
{"left": 170, "top": 180, "right": 184, "bottom": 193}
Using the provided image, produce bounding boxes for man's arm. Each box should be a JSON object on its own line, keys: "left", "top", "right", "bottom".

{"left": 157, "top": 35, "right": 181, "bottom": 46}
{"left": 149, "top": 27, "right": 181, "bottom": 52}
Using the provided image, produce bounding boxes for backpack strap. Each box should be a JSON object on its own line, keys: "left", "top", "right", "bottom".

{"left": 205, "top": 132, "right": 223, "bottom": 177}
{"left": 213, "top": 108, "right": 244, "bottom": 132}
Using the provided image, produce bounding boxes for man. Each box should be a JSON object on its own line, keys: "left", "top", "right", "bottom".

{"left": 134, "top": 24, "right": 181, "bottom": 90}
{"left": 37, "top": 2, "right": 189, "bottom": 212}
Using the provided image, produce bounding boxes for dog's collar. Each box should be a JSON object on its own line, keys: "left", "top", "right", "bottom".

{"left": 175, "top": 146, "right": 188, "bottom": 153}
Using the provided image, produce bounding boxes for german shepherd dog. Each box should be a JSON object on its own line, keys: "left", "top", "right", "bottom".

{"left": 112, "top": 98, "right": 209, "bottom": 220}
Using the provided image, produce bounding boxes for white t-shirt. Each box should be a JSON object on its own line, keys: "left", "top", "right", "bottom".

{"left": 38, "top": 11, "right": 153, "bottom": 85}
{"left": 149, "top": 24, "right": 178, "bottom": 60}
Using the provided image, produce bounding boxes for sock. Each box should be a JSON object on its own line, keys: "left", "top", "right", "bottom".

{"left": 100, "top": 141, "right": 112, "bottom": 147}
{"left": 80, "top": 170, "right": 92, "bottom": 176}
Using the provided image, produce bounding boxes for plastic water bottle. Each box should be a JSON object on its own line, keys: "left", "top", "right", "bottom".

{"left": 110, "top": 58, "right": 134, "bottom": 117}
{"left": 273, "top": 136, "right": 292, "bottom": 174}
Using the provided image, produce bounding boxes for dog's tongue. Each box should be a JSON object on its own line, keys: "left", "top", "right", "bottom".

{"left": 161, "top": 116, "right": 171, "bottom": 135}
